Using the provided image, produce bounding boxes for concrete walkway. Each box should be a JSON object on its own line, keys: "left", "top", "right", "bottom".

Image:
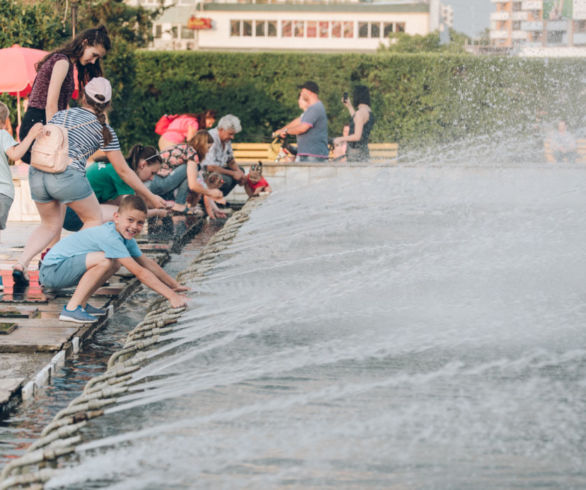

{"left": 0, "top": 213, "right": 204, "bottom": 418}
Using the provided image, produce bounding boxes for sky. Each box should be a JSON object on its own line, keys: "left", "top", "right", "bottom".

{"left": 441, "top": 0, "right": 495, "bottom": 38}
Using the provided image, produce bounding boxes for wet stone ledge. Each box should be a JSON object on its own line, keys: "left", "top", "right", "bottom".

{"left": 0, "top": 197, "right": 265, "bottom": 488}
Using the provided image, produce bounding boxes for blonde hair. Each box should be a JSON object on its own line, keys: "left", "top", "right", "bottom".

{"left": 188, "top": 129, "right": 214, "bottom": 161}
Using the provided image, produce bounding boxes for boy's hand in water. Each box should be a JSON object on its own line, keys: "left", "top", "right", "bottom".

{"left": 174, "top": 284, "right": 190, "bottom": 292}
{"left": 169, "top": 293, "right": 188, "bottom": 308}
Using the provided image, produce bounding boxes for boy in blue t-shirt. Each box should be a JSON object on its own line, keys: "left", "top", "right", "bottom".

{"left": 0, "top": 102, "right": 43, "bottom": 241}
{"left": 40, "top": 195, "right": 189, "bottom": 323}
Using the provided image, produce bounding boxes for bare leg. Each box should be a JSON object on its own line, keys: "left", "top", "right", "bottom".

{"left": 67, "top": 193, "right": 102, "bottom": 230}
{"left": 99, "top": 204, "right": 118, "bottom": 223}
{"left": 15, "top": 200, "right": 65, "bottom": 271}
{"left": 66, "top": 252, "right": 120, "bottom": 311}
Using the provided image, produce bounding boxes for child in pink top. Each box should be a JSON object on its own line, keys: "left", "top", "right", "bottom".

{"left": 244, "top": 163, "right": 272, "bottom": 197}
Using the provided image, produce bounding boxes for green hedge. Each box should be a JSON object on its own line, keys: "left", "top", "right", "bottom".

{"left": 6, "top": 51, "right": 584, "bottom": 154}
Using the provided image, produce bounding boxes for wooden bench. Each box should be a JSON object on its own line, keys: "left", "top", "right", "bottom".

{"left": 544, "top": 138, "right": 586, "bottom": 163}
{"left": 232, "top": 141, "right": 399, "bottom": 163}
{"left": 232, "top": 142, "right": 275, "bottom": 163}
{"left": 367, "top": 142, "right": 399, "bottom": 162}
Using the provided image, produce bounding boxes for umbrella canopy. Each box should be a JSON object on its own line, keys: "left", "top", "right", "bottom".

{"left": 0, "top": 44, "right": 48, "bottom": 97}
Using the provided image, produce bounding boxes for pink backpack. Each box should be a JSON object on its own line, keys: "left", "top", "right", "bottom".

{"left": 30, "top": 110, "right": 96, "bottom": 173}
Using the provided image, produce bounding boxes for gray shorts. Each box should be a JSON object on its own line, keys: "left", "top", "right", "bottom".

{"left": 0, "top": 193, "right": 13, "bottom": 230}
{"left": 29, "top": 165, "right": 93, "bottom": 204}
{"left": 40, "top": 254, "right": 87, "bottom": 289}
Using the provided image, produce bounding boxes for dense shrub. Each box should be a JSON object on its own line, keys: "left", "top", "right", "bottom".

{"left": 114, "top": 51, "right": 584, "bottom": 152}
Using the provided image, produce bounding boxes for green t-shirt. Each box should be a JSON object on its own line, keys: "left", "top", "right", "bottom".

{"left": 86, "top": 161, "right": 134, "bottom": 203}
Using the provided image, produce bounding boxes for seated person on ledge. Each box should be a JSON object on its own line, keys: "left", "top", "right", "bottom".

{"left": 40, "top": 195, "right": 189, "bottom": 323}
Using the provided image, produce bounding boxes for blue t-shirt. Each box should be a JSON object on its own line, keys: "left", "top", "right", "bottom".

{"left": 297, "top": 101, "right": 329, "bottom": 159}
{"left": 42, "top": 221, "right": 141, "bottom": 267}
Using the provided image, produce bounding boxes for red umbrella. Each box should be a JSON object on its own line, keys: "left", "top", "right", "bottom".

{"left": 0, "top": 44, "right": 48, "bottom": 127}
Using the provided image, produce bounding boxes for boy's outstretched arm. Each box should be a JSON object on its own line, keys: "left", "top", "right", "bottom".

{"left": 134, "top": 255, "right": 190, "bottom": 292}
{"left": 118, "top": 257, "right": 189, "bottom": 308}
{"left": 5, "top": 123, "right": 44, "bottom": 161}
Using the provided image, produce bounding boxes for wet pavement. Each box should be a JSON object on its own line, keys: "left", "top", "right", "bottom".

{"left": 0, "top": 214, "right": 206, "bottom": 417}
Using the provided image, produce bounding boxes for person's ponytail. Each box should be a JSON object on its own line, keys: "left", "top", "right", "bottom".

{"left": 84, "top": 90, "right": 112, "bottom": 146}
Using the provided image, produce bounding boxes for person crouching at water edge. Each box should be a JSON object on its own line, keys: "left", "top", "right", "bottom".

{"left": 40, "top": 195, "right": 189, "bottom": 323}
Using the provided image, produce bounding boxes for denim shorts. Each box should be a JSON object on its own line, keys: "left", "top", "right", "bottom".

{"left": 40, "top": 254, "right": 87, "bottom": 289}
{"left": 29, "top": 165, "right": 93, "bottom": 204}
{"left": 0, "top": 193, "right": 13, "bottom": 230}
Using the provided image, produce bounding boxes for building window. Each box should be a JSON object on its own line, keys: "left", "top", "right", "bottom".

{"left": 243, "top": 20, "right": 252, "bottom": 36}
{"left": 230, "top": 20, "right": 240, "bottom": 36}
{"left": 371, "top": 22, "right": 380, "bottom": 38}
{"left": 181, "top": 26, "right": 195, "bottom": 39}
{"left": 171, "top": 26, "right": 178, "bottom": 39}
{"left": 358, "top": 22, "right": 368, "bottom": 38}
{"left": 307, "top": 21, "right": 317, "bottom": 38}
{"left": 383, "top": 22, "right": 393, "bottom": 37}
{"left": 256, "top": 21, "right": 265, "bottom": 37}
{"left": 154, "top": 24, "right": 162, "bottom": 39}
{"left": 332, "top": 21, "right": 342, "bottom": 38}
{"left": 396, "top": 22, "right": 406, "bottom": 32}
{"left": 268, "top": 21, "right": 277, "bottom": 37}
{"left": 343, "top": 21, "right": 353, "bottom": 38}
{"left": 319, "top": 21, "right": 329, "bottom": 38}
{"left": 282, "top": 20, "right": 292, "bottom": 37}
{"left": 294, "top": 20, "right": 304, "bottom": 37}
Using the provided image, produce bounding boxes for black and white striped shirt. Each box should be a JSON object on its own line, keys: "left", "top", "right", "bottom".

{"left": 49, "top": 108, "right": 120, "bottom": 173}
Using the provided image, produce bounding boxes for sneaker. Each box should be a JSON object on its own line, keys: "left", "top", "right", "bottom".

{"left": 84, "top": 303, "right": 108, "bottom": 316}
{"left": 59, "top": 305, "right": 98, "bottom": 323}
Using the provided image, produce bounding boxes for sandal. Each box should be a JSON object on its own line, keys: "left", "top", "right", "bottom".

{"left": 12, "top": 263, "right": 29, "bottom": 288}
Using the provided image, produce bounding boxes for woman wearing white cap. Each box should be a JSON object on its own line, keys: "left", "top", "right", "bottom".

{"left": 12, "top": 77, "right": 169, "bottom": 287}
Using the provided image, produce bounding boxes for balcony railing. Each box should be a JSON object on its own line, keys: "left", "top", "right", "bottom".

{"left": 522, "top": 0, "right": 542, "bottom": 8}
{"left": 521, "top": 20, "right": 543, "bottom": 30}
{"left": 511, "top": 11, "right": 528, "bottom": 21}
{"left": 491, "top": 11, "right": 510, "bottom": 21}
{"left": 547, "top": 20, "right": 568, "bottom": 31}
{"left": 511, "top": 30, "right": 528, "bottom": 39}
{"left": 490, "top": 29, "right": 509, "bottom": 39}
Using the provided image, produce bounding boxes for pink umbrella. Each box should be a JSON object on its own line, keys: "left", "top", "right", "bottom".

{"left": 0, "top": 44, "right": 48, "bottom": 128}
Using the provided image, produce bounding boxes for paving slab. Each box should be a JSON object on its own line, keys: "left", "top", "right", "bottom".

{"left": 0, "top": 378, "right": 25, "bottom": 406}
{"left": 0, "top": 319, "right": 80, "bottom": 353}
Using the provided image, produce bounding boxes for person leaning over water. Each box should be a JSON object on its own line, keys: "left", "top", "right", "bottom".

{"left": 63, "top": 144, "right": 167, "bottom": 232}
{"left": 149, "top": 130, "right": 225, "bottom": 213}
{"left": 12, "top": 77, "right": 168, "bottom": 288}
{"left": 19, "top": 25, "right": 112, "bottom": 164}
{"left": 41, "top": 195, "right": 189, "bottom": 323}
{"left": 333, "top": 85, "right": 375, "bottom": 162}
{"left": 273, "top": 81, "right": 329, "bottom": 163}
{"left": 201, "top": 115, "right": 247, "bottom": 197}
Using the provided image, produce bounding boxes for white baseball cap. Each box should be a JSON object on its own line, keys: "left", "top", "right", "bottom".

{"left": 85, "top": 77, "right": 112, "bottom": 104}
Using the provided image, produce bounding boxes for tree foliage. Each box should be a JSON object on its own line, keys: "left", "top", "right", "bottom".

{"left": 378, "top": 30, "right": 470, "bottom": 54}
{"left": 0, "top": 0, "right": 69, "bottom": 50}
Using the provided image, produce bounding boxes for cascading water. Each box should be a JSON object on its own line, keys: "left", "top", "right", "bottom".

{"left": 42, "top": 161, "right": 586, "bottom": 489}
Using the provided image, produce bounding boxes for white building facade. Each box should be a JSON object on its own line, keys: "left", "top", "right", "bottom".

{"left": 128, "top": 0, "right": 451, "bottom": 52}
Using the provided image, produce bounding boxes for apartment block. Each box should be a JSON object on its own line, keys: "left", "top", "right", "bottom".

{"left": 490, "top": 0, "right": 586, "bottom": 48}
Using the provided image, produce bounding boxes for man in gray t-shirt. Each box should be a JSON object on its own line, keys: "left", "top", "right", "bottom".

{"left": 274, "top": 81, "right": 329, "bottom": 162}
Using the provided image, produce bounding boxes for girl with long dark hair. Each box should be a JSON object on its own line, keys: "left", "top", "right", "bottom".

{"left": 18, "top": 25, "right": 112, "bottom": 163}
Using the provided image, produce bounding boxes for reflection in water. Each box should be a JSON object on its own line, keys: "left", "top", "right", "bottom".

{"left": 45, "top": 166, "right": 586, "bottom": 489}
